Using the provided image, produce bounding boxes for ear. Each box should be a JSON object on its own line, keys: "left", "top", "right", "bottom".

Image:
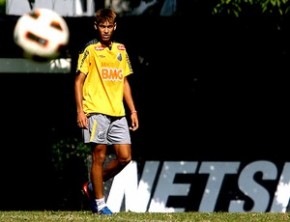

{"left": 114, "top": 23, "right": 117, "bottom": 30}
{"left": 94, "top": 22, "right": 98, "bottom": 30}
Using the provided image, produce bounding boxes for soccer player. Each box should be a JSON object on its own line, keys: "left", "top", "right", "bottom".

{"left": 74, "top": 8, "right": 139, "bottom": 215}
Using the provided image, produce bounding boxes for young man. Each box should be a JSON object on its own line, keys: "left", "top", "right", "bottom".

{"left": 74, "top": 8, "right": 139, "bottom": 215}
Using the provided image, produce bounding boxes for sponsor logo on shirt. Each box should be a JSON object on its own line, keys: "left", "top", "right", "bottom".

{"left": 101, "top": 68, "right": 123, "bottom": 81}
{"left": 118, "top": 44, "right": 125, "bottom": 50}
{"left": 95, "top": 46, "right": 105, "bottom": 50}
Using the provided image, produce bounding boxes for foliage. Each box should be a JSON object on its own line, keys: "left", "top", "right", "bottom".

{"left": 51, "top": 137, "right": 91, "bottom": 177}
{"left": 51, "top": 138, "right": 117, "bottom": 178}
{"left": 0, "top": 211, "right": 289, "bottom": 222}
{"left": 212, "top": 0, "right": 290, "bottom": 17}
{"left": 0, "top": 0, "right": 5, "bottom": 15}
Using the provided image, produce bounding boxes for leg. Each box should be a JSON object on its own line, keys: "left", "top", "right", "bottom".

{"left": 103, "top": 144, "right": 132, "bottom": 181}
{"left": 87, "top": 143, "right": 113, "bottom": 215}
{"left": 90, "top": 143, "right": 107, "bottom": 199}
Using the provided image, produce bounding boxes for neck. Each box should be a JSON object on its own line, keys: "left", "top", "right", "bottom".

{"left": 101, "top": 40, "right": 112, "bottom": 48}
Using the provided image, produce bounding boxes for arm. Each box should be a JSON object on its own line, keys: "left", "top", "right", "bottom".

{"left": 123, "top": 77, "right": 139, "bottom": 131}
{"left": 74, "top": 72, "right": 88, "bottom": 129}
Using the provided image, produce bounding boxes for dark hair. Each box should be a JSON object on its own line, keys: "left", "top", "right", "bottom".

{"left": 94, "top": 8, "right": 117, "bottom": 24}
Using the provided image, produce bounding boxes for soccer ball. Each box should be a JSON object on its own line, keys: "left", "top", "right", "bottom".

{"left": 13, "top": 8, "right": 69, "bottom": 62}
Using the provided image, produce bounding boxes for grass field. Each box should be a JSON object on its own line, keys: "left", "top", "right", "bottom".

{"left": 0, "top": 211, "right": 289, "bottom": 222}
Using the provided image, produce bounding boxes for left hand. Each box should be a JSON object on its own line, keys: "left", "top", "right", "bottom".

{"left": 129, "top": 112, "right": 139, "bottom": 131}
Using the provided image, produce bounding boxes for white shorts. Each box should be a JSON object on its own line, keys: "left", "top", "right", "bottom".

{"left": 83, "top": 114, "right": 131, "bottom": 145}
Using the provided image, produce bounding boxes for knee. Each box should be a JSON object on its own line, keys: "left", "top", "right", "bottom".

{"left": 118, "top": 156, "right": 131, "bottom": 166}
{"left": 92, "top": 152, "right": 106, "bottom": 164}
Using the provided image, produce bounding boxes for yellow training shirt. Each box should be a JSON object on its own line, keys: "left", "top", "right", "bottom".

{"left": 77, "top": 39, "right": 133, "bottom": 117}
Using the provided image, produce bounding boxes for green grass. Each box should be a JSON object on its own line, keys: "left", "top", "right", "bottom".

{"left": 0, "top": 211, "right": 289, "bottom": 222}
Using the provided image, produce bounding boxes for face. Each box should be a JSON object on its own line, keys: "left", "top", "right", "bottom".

{"left": 96, "top": 20, "right": 116, "bottom": 43}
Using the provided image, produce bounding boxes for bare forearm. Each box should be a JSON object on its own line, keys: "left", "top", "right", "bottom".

{"left": 123, "top": 78, "right": 136, "bottom": 112}
{"left": 74, "top": 73, "right": 85, "bottom": 113}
